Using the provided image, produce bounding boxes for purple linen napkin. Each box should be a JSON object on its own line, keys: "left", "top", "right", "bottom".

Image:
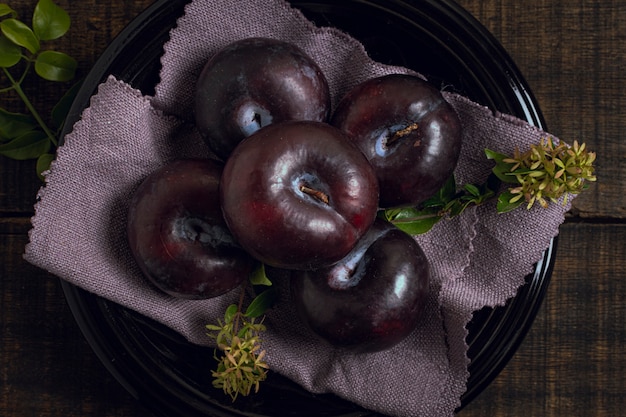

{"left": 24, "top": 1, "right": 572, "bottom": 416}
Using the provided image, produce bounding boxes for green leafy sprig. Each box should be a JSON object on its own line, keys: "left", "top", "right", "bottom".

{"left": 382, "top": 174, "right": 497, "bottom": 235}
{"left": 0, "top": 0, "right": 79, "bottom": 179}
{"left": 206, "top": 264, "right": 278, "bottom": 401}
{"left": 384, "top": 137, "right": 596, "bottom": 234}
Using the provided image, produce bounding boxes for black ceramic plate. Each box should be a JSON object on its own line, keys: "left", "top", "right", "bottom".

{"left": 59, "top": 0, "right": 557, "bottom": 415}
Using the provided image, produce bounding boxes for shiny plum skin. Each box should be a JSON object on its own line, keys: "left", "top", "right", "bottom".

{"left": 195, "top": 37, "right": 331, "bottom": 160}
{"left": 127, "top": 159, "right": 255, "bottom": 299}
{"left": 290, "top": 219, "right": 430, "bottom": 353}
{"left": 331, "top": 74, "right": 462, "bottom": 208}
{"left": 220, "top": 120, "right": 380, "bottom": 271}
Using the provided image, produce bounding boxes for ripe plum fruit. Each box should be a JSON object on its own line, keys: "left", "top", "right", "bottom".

{"left": 127, "top": 159, "right": 255, "bottom": 299}
{"left": 195, "top": 37, "right": 331, "bottom": 160}
{"left": 220, "top": 120, "right": 379, "bottom": 271}
{"left": 290, "top": 218, "right": 430, "bottom": 353}
{"left": 332, "top": 73, "right": 463, "bottom": 208}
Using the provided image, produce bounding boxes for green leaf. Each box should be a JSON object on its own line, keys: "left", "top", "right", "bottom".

{"left": 418, "top": 175, "right": 457, "bottom": 210}
{"left": 387, "top": 206, "right": 436, "bottom": 222}
{"left": 484, "top": 148, "right": 509, "bottom": 164}
{"left": 51, "top": 78, "right": 82, "bottom": 129}
{"left": 205, "top": 323, "right": 223, "bottom": 332}
{"left": 380, "top": 207, "right": 400, "bottom": 222}
{"left": 491, "top": 164, "right": 520, "bottom": 184}
{"left": 464, "top": 183, "right": 481, "bottom": 197}
{"left": 387, "top": 207, "right": 443, "bottom": 235}
{"left": 244, "top": 288, "right": 278, "bottom": 318}
{"left": 0, "top": 130, "right": 51, "bottom": 160}
{"left": 36, "top": 152, "right": 54, "bottom": 180}
{"left": 0, "top": 4, "right": 16, "bottom": 18}
{"left": 496, "top": 191, "right": 523, "bottom": 213}
{"left": 0, "top": 18, "right": 39, "bottom": 53}
{"left": 393, "top": 214, "right": 442, "bottom": 235}
{"left": 0, "top": 108, "right": 37, "bottom": 141}
{"left": 33, "top": 0, "right": 70, "bottom": 40}
{"left": 485, "top": 148, "right": 521, "bottom": 184}
{"left": 34, "top": 50, "right": 76, "bottom": 81}
{"left": 0, "top": 34, "right": 21, "bottom": 67}
{"left": 249, "top": 263, "right": 272, "bottom": 287}
{"left": 446, "top": 199, "right": 469, "bottom": 217}
{"left": 438, "top": 174, "right": 457, "bottom": 201}
{"left": 224, "top": 304, "right": 238, "bottom": 324}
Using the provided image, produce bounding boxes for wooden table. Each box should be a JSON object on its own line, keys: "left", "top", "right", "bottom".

{"left": 1, "top": 1, "right": 623, "bottom": 416}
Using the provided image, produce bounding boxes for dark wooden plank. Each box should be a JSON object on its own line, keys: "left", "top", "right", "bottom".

{"left": 460, "top": 222, "right": 626, "bottom": 417}
{"left": 0, "top": 217, "right": 154, "bottom": 417}
{"left": 2, "top": 0, "right": 623, "bottom": 219}
{"left": 456, "top": 0, "right": 625, "bottom": 220}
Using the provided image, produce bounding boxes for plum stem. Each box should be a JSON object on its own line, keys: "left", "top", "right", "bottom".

{"left": 300, "top": 184, "right": 330, "bottom": 204}
{"left": 252, "top": 112, "right": 262, "bottom": 126}
{"left": 387, "top": 122, "right": 419, "bottom": 146}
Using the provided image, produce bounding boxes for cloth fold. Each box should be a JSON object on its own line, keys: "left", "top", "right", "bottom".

{"left": 24, "top": 1, "right": 571, "bottom": 416}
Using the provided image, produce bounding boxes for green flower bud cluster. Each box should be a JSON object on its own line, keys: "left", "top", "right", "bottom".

{"left": 208, "top": 316, "right": 269, "bottom": 401}
{"left": 491, "top": 138, "right": 597, "bottom": 211}
{"left": 206, "top": 304, "right": 269, "bottom": 401}
{"left": 206, "top": 277, "right": 276, "bottom": 402}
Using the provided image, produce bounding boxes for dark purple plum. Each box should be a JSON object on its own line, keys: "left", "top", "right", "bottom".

{"left": 290, "top": 218, "right": 430, "bottom": 353}
{"left": 195, "top": 37, "right": 331, "bottom": 160}
{"left": 332, "top": 73, "right": 462, "bottom": 208}
{"left": 220, "top": 120, "right": 379, "bottom": 271}
{"left": 127, "top": 158, "right": 255, "bottom": 299}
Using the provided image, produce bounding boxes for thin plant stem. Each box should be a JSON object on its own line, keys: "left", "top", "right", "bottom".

{"left": 3, "top": 66, "right": 58, "bottom": 147}
{"left": 232, "top": 283, "right": 247, "bottom": 335}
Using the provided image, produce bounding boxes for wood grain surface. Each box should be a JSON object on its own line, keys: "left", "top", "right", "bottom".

{"left": 1, "top": 1, "right": 624, "bottom": 416}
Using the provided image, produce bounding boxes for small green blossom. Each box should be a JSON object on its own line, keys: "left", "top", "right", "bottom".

{"left": 207, "top": 310, "right": 269, "bottom": 401}
{"left": 502, "top": 137, "right": 596, "bottom": 210}
{"left": 206, "top": 281, "right": 276, "bottom": 402}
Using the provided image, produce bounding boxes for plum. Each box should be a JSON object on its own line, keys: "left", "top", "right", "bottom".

{"left": 332, "top": 73, "right": 462, "bottom": 208}
{"left": 290, "top": 218, "right": 430, "bottom": 353}
{"left": 220, "top": 120, "right": 379, "bottom": 271}
{"left": 127, "top": 158, "right": 255, "bottom": 299}
{"left": 195, "top": 37, "right": 331, "bottom": 160}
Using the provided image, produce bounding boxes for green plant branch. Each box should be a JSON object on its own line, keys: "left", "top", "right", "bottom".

{"left": 385, "top": 138, "right": 596, "bottom": 235}
{"left": 231, "top": 282, "right": 248, "bottom": 335}
{"left": 205, "top": 266, "right": 277, "bottom": 401}
{"left": 1, "top": 0, "right": 76, "bottom": 178}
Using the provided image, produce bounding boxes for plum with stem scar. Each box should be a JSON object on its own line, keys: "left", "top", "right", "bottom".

{"left": 220, "top": 120, "right": 380, "bottom": 271}
{"left": 332, "top": 73, "right": 463, "bottom": 208}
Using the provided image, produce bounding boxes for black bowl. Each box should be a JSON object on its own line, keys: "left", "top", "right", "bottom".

{"left": 60, "top": 0, "right": 556, "bottom": 415}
